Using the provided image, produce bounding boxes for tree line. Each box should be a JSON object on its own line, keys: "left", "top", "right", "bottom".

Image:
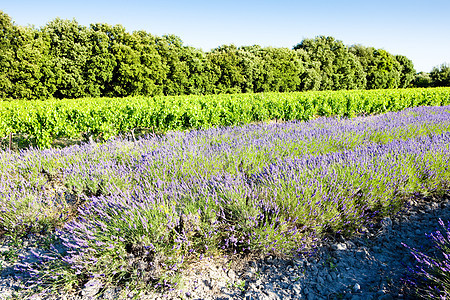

{"left": 0, "top": 11, "right": 448, "bottom": 100}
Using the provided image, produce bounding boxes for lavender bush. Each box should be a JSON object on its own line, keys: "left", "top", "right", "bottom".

{"left": 403, "top": 218, "right": 450, "bottom": 299}
{"left": 1, "top": 105, "right": 450, "bottom": 294}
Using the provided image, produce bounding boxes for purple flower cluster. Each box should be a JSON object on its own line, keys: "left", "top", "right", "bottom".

{"left": 1, "top": 105, "right": 450, "bottom": 292}
{"left": 403, "top": 218, "right": 450, "bottom": 299}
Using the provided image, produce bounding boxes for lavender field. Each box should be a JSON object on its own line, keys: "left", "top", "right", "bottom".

{"left": 1, "top": 105, "right": 450, "bottom": 296}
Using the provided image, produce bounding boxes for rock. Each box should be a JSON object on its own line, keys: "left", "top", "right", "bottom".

{"left": 265, "top": 282, "right": 275, "bottom": 292}
{"left": 245, "top": 293, "right": 254, "bottom": 300}
{"left": 332, "top": 243, "right": 347, "bottom": 251}
{"left": 279, "top": 281, "right": 290, "bottom": 289}
{"left": 264, "top": 290, "right": 280, "bottom": 300}
{"left": 330, "top": 271, "right": 337, "bottom": 280}
{"left": 227, "top": 269, "right": 236, "bottom": 280}
{"left": 291, "top": 283, "right": 301, "bottom": 295}
{"left": 307, "top": 293, "right": 317, "bottom": 300}
{"left": 346, "top": 241, "right": 356, "bottom": 249}
{"left": 0, "top": 289, "right": 13, "bottom": 300}
{"left": 102, "top": 287, "right": 120, "bottom": 300}
{"left": 81, "top": 279, "right": 102, "bottom": 298}
{"left": 381, "top": 217, "right": 392, "bottom": 229}
{"left": 255, "top": 278, "right": 263, "bottom": 287}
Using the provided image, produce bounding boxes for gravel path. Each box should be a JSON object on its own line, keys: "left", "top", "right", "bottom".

{"left": 1, "top": 191, "right": 449, "bottom": 300}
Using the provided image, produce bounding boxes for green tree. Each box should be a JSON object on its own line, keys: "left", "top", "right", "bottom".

{"left": 92, "top": 24, "right": 166, "bottom": 97}
{"left": 370, "top": 49, "right": 401, "bottom": 89}
{"left": 430, "top": 63, "right": 450, "bottom": 87}
{"left": 95, "top": 24, "right": 140, "bottom": 97}
{"left": 294, "top": 48, "right": 322, "bottom": 91}
{"left": 129, "top": 30, "right": 166, "bottom": 96}
{"left": 156, "top": 34, "right": 191, "bottom": 95}
{"left": 395, "top": 55, "right": 416, "bottom": 88}
{"left": 206, "top": 44, "right": 249, "bottom": 94}
{"left": 250, "top": 46, "right": 303, "bottom": 92}
{"left": 182, "top": 46, "right": 220, "bottom": 95}
{"left": 0, "top": 11, "right": 51, "bottom": 99}
{"left": 294, "top": 36, "right": 366, "bottom": 91}
{"left": 0, "top": 12, "right": 423, "bottom": 99}
{"left": 84, "top": 24, "right": 117, "bottom": 97}
{"left": 41, "top": 18, "right": 92, "bottom": 99}
{"left": 414, "top": 72, "right": 433, "bottom": 88}
{"left": 350, "top": 45, "right": 401, "bottom": 89}
{"left": 0, "top": 11, "right": 16, "bottom": 99}
{"left": 10, "top": 26, "right": 52, "bottom": 99}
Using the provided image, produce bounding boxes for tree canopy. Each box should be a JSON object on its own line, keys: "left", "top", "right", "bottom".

{"left": 1, "top": 11, "right": 445, "bottom": 100}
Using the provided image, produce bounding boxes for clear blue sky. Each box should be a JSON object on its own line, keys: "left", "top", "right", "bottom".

{"left": 2, "top": 0, "right": 449, "bottom": 72}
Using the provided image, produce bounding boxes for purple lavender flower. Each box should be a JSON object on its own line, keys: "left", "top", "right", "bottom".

{"left": 403, "top": 218, "right": 450, "bottom": 298}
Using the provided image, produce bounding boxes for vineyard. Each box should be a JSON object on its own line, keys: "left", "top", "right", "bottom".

{"left": 1, "top": 87, "right": 450, "bottom": 148}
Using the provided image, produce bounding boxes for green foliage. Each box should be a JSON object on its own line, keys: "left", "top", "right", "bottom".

{"left": 294, "top": 36, "right": 366, "bottom": 91}
{"left": 295, "top": 49, "right": 322, "bottom": 91}
{"left": 157, "top": 35, "right": 193, "bottom": 95}
{"left": 206, "top": 45, "right": 250, "bottom": 94}
{"left": 395, "top": 55, "right": 416, "bottom": 88}
{"left": 2, "top": 11, "right": 449, "bottom": 99}
{"left": 41, "top": 18, "right": 91, "bottom": 99}
{"left": 0, "top": 11, "right": 52, "bottom": 100}
{"left": 0, "top": 11, "right": 17, "bottom": 99}
{"left": 182, "top": 46, "right": 218, "bottom": 95}
{"left": 250, "top": 46, "right": 304, "bottom": 93}
{"left": 84, "top": 24, "right": 117, "bottom": 97}
{"left": 430, "top": 63, "right": 450, "bottom": 87}
{"left": 350, "top": 45, "right": 401, "bottom": 89}
{"left": 95, "top": 24, "right": 155, "bottom": 97}
{"left": 1, "top": 11, "right": 436, "bottom": 100}
{"left": 1, "top": 87, "right": 449, "bottom": 148}
{"left": 414, "top": 72, "right": 433, "bottom": 88}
